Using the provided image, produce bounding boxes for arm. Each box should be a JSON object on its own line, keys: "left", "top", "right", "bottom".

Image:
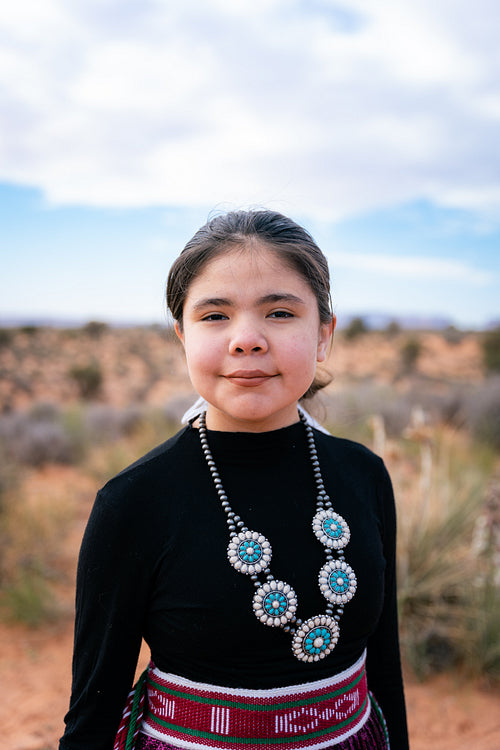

{"left": 60, "top": 486, "right": 152, "bottom": 750}
{"left": 366, "top": 461, "right": 409, "bottom": 750}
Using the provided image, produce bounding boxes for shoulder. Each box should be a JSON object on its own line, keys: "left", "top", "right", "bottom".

{"left": 79, "top": 427, "right": 204, "bottom": 559}
{"left": 314, "top": 428, "right": 388, "bottom": 477}
{"left": 96, "top": 425, "right": 201, "bottom": 509}
{"left": 313, "top": 428, "right": 394, "bottom": 508}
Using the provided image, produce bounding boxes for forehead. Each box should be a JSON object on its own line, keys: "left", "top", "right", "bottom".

{"left": 187, "top": 242, "right": 307, "bottom": 291}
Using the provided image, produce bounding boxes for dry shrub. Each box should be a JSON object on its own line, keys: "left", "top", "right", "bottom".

{"left": 343, "top": 316, "right": 369, "bottom": 341}
{"left": 68, "top": 361, "right": 103, "bottom": 399}
{"left": 462, "top": 377, "right": 500, "bottom": 449}
{"left": 391, "top": 425, "right": 497, "bottom": 680}
{"left": 320, "top": 379, "right": 500, "bottom": 446}
{"left": 83, "top": 404, "right": 146, "bottom": 443}
{"left": 321, "top": 384, "right": 414, "bottom": 439}
{"left": 0, "top": 482, "right": 73, "bottom": 625}
{"left": 0, "top": 404, "right": 83, "bottom": 466}
{"left": 0, "top": 402, "right": 171, "bottom": 471}
{"left": 83, "top": 321, "right": 109, "bottom": 339}
{"left": 482, "top": 327, "right": 500, "bottom": 373}
{"left": 400, "top": 336, "right": 422, "bottom": 372}
{"left": 467, "top": 475, "right": 500, "bottom": 682}
{"left": 0, "top": 328, "right": 13, "bottom": 348}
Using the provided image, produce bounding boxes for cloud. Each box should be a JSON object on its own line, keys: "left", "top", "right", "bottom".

{"left": 329, "top": 250, "right": 493, "bottom": 285}
{"left": 0, "top": 0, "right": 499, "bottom": 222}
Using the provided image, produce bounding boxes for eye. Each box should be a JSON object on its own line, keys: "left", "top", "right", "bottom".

{"left": 201, "top": 313, "right": 228, "bottom": 321}
{"left": 268, "top": 310, "right": 294, "bottom": 318}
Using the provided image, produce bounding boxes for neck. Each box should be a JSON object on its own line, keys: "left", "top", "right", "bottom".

{"left": 204, "top": 404, "right": 301, "bottom": 433}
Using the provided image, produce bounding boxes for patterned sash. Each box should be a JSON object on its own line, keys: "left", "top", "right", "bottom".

{"left": 140, "top": 651, "right": 369, "bottom": 750}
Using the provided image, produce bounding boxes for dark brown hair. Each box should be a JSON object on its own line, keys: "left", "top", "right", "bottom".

{"left": 166, "top": 209, "right": 333, "bottom": 398}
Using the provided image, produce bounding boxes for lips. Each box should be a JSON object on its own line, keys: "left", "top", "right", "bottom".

{"left": 225, "top": 370, "right": 277, "bottom": 387}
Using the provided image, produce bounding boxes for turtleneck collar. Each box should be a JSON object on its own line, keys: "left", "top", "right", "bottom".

{"left": 188, "top": 419, "right": 308, "bottom": 466}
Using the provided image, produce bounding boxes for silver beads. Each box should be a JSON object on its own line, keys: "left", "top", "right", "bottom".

{"left": 197, "top": 410, "right": 356, "bottom": 663}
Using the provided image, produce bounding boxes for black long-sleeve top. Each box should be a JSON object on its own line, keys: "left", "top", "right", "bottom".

{"left": 60, "top": 421, "right": 409, "bottom": 750}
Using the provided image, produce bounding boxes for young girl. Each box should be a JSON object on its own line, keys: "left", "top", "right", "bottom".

{"left": 60, "top": 210, "right": 409, "bottom": 750}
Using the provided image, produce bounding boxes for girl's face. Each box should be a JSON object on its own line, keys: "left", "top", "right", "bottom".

{"left": 176, "top": 244, "right": 334, "bottom": 432}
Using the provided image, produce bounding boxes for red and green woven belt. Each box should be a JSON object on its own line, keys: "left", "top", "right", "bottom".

{"left": 141, "top": 651, "right": 369, "bottom": 750}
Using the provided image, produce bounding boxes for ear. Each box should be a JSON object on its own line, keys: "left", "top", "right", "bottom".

{"left": 174, "top": 321, "right": 185, "bottom": 345}
{"left": 317, "top": 316, "right": 335, "bottom": 363}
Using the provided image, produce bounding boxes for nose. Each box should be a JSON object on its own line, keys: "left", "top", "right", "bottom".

{"left": 229, "top": 319, "right": 268, "bottom": 355}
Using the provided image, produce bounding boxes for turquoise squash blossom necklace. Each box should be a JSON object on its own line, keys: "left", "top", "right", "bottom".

{"left": 198, "top": 411, "right": 357, "bottom": 663}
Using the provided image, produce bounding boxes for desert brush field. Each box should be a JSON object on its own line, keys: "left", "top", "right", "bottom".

{"left": 1, "top": 321, "right": 499, "bottom": 749}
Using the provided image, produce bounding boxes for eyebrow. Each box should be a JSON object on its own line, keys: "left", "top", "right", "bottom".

{"left": 259, "top": 293, "right": 305, "bottom": 306}
{"left": 191, "top": 293, "right": 306, "bottom": 312}
{"left": 191, "top": 297, "right": 232, "bottom": 311}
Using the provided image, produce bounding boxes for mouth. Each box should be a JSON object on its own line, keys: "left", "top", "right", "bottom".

{"left": 225, "top": 370, "right": 277, "bottom": 387}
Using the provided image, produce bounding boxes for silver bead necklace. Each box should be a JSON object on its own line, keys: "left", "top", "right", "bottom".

{"left": 198, "top": 411, "right": 357, "bottom": 663}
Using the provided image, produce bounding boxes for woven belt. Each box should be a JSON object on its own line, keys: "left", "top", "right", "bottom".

{"left": 140, "top": 651, "right": 370, "bottom": 750}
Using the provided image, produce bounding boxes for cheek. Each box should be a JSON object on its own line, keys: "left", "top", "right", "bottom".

{"left": 285, "top": 334, "right": 320, "bottom": 371}
{"left": 184, "top": 332, "right": 221, "bottom": 374}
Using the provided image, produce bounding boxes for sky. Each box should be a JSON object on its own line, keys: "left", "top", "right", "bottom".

{"left": 1, "top": 0, "right": 499, "bottom": 329}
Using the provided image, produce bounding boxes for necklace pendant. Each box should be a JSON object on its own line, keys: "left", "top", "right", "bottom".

{"left": 292, "top": 615, "right": 340, "bottom": 662}
{"left": 252, "top": 579, "right": 298, "bottom": 627}
{"left": 228, "top": 530, "right": 272, "bottom": 575}
{"left": 312, "top": 509, "right": 351, "bottom": 550}
{"left": 318, "top": 559, "right": 357, "bottom": 605}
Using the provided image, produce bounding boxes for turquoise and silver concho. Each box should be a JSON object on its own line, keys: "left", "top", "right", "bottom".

{"left": 198, "top": 410, "right": 357, "bottom": 664}
{"left": 312, "top": 509, "right": 350, "bottom": 550}
{"left": 292, "top": 615, "right": 340, "bottom": 662}
{"left": 252, "top": 580, "right": 297, "bottom": 626}
{"left": 228, "top": 530, "right": 272, "bottom": 575}
{"left": 318, "top": 559, "right": 357, "bottom": 605}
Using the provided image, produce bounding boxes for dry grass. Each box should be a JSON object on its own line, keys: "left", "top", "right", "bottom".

{"left": 0, "top": 468, "right": 80, "bottom": 624}
{"left": 366, "top": 413, "right": 499, "bottom": 681}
